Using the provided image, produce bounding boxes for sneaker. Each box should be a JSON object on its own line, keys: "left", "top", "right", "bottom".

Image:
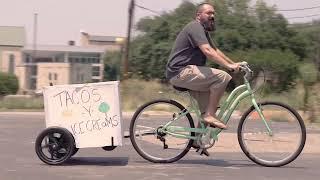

{"left": 202, "top": 115, "right": 227, "bottom": 129}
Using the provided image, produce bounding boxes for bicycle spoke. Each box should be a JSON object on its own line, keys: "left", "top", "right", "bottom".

{"left": 130, "top": 100, "right": 194, "bottom": 163}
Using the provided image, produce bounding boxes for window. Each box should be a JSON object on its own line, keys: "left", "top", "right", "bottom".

{"left": 9, "top": 54, "right": 15, "bottom": 74}
{"left": 92, "top": 66, "right": 100, "bottom": 76}
{"left": 30, "top": 78, "right": 37, "bottom": 90}
{"left": 48, "top": 73, "right": 52, "bottom": 80}
{"left": 25, "top": 54, "right": 31, "bottom": 63}
{"left": 54, "top": 73, "right": 58, "bottom": 80}
{"left": 92, "top": 79, "right": 100, "bottom": 82}
{"left": 31, "top": 65, "right": 37, "bottom": 76}
{"left": 93, "top": 58, "right": 100, "bottom": 64}
{"left": 80, "top": 74, "right": 84, "bottom": 81}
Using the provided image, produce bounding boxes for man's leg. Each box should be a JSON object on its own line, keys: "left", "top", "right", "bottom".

{"left": 202, "top": 71, "right": 231, "bottom": 129}
{"left": 170, "top": 65, "right": 232, "bottom": 129}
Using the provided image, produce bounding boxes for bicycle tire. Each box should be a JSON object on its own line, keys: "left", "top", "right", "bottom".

{"left": 238, "top": 101, "right": 306, "bottom": 167}
{"left": 130, "top": 99, "right": 195, "bottom": 163}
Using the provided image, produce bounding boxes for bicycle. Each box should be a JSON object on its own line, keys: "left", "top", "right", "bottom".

{"left": 129, "top": 62, "right": 306, "bottom": 167}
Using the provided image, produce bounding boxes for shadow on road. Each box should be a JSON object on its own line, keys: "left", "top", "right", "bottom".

{"left": 176, "top": 158, "right": 306, "bottom": 169}
{"left": 176, "top": 159, "right": 258, "bottom": 167}
{"left": 63, "top": 157, "right": 129, "bottom": 166}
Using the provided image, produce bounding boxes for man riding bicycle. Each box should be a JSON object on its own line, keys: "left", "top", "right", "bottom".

{"left": 166, "top": 2, "right": 241, "bottom": 129}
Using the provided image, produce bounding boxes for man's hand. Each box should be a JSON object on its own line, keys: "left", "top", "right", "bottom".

{"left": 227, "top": 63, "right": 241, "bottom": 73}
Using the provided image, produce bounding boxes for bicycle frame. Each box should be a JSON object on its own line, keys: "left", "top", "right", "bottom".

{"left": 162, "top": 76, "right": 273, "bottom": 142}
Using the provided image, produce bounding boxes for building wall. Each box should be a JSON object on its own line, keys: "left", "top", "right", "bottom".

{"left": 15, "top": 66, "right": 28, "bottom": 93}
{"left": 0, "top": 46, "right": 23, "bottom": 73}
{"left": 70, "top": 63, "right": 92, "bottom": 84}
{"left": 37, "top": 63, "right": 70, "bottom": 89}
{"left": 86, "top": 43, "right": 122, "bottom": 51}
{"left": 37, "top": 63, "right": 92, "bottom": 90}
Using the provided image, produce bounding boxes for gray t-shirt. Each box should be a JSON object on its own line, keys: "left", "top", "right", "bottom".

{"left": 166, "top": 20, "right": 215, "bottom": 79}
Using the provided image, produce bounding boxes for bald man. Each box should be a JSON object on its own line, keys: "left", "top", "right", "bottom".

{"left": 166, "top": 3, "right": 240, "bottom": 129}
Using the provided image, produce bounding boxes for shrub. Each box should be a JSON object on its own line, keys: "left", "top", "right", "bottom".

{"left": 0, "top": 72, "right": 19, "bottom": 96}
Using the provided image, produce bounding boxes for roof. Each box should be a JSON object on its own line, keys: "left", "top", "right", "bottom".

{"left": 89, "top": 35, "right": 125, "bottom": 42}
{"left": 23, "top": 44, "right": 106, "bottom": 53}
{"left": 23, "top": 44, "right": 106, "bottom": 57}
{"left": 0, "top": 26, "right": 25, "bottom": 46}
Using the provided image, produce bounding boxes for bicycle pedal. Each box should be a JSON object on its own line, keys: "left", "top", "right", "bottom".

{"left": 201, "top": 150, "right": 210, "bottom": 157}
{"left": 209, "top": 124, "right": 227, "bottom": 130}
{"left": 196, "top": 148, "right": 210, "bottom": 157}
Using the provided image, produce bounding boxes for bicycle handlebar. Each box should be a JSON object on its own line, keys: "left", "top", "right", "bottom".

{"left": 239, "top": 61, "right": 253, "bottom": 79}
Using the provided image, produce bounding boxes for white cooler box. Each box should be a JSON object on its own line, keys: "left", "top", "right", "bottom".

{"left": 42, "top": 81, "right": 123, "bottom": 148}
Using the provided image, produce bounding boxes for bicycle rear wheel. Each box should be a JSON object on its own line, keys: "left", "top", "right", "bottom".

{"left": 238, "top": 102, "right": 306, "bottom": 167}
{"left": 129, "top": 99, "right": 195, "bottom": 163}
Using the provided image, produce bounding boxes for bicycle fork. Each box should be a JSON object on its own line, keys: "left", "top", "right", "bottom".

{"left": 251, "top": 98, "right": 273, "bottom": 136}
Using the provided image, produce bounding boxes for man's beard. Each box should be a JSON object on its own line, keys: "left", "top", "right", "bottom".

{"left": 202, "top": 18, "right": 216, "bottom": 32}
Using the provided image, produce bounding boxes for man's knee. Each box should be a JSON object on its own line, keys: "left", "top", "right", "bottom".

{"left": 222, "top": 72, "right": 232, "bottom": 85}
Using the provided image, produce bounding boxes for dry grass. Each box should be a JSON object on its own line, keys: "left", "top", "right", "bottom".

{"left": 0, "top": 80, "right": 319, "bottom": 123}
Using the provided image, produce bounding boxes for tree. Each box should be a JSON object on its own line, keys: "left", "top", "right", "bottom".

{"left": 129, "top": 0, "right": 307, "bottom": 85}
{"left": 0, "top": 73, "right": 19, "bottom": 96}
{"left": 298, "top": 63, "right": 318, "bottom": 122}
{"left": 296, "top": 22, "right": 320, "bottom": 79}
{"left": 130, "top": 1, "right": 196, "bottom": 80}
{"left": 104, "top": 51, "right": 121, "bottom": 81}
{"left": 229, "top": 49, "right": 300, "bottom": 92}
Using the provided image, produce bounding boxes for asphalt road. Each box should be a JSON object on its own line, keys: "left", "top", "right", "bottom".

{"left": 0, "top": 112, "right": 319, "bottom": 180}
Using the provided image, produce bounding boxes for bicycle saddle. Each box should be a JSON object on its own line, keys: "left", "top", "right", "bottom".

{"left": 173, "top": 86, "right": 189, "bottom": 92}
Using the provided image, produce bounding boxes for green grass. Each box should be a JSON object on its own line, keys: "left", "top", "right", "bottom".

{"left": 0, "top": 96, "right": 44, "bottom": 111}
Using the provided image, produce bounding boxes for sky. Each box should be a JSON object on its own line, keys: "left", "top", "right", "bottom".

{"left": 0, "top": 0, "right": 319, "bottom": 45}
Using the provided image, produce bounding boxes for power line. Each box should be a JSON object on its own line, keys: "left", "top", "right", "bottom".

{"left": 135, "top": 2, "right": 320, "bottom": 15}
{"left": 287, "top": 13, "right": 320, "bottom": 19}
{"left": 135, "top": 3, "right": 320, "bottom": 19}
{"left": 135, "top": 4, "right": 164, "bottom": 17}
{"left": 274, "top": 5, "right": 320, "bottom": 12}
{"left": 252, "top": 5, "right": 320, "bottom": 12}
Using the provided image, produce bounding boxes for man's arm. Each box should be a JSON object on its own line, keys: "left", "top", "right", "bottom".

{"left": 216, "top": 49, "right": 235, "bottom": 64}
{"left": 199, "top": 44, "right": 236, "bottom": 70}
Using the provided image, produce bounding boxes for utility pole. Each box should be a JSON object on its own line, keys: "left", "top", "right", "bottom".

{"left": 33, "top": 13, "right": 38, "bottom": 63}
{"left": 123, "top": 0, "right": 135, "bottom": 79}
{"left": 31, "top": 12, "right": 38, "bottom": 90}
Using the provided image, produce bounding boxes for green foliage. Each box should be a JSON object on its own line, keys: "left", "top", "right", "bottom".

{"left": 229, "top": 49, "right": 300, "bottom": 91}
{"left": 294, "top": 22, "right": 320, "bottom": 80}
{"left": 104, "top": 51, "right": 121, "bottom": 81}
{"left": 0, "top": 72, "right": 19, "bottom": 96}
{"left": 130, "top": 1, "right": 196, "bottom": 80}
{"left": 299, "top": 63, "right": 318, "bottom": 85}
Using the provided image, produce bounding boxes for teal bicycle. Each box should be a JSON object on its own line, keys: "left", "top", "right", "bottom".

{"left": 129, "top": 62, "right": 306, "bottom": 167}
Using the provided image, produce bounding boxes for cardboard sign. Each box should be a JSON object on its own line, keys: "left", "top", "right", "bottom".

{"left": 43, "top": 81, "right": 122, "bottom": 148}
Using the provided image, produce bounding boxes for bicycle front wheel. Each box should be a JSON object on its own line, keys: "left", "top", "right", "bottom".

{"left": 238, "top": 102, "right": 306, "bottom": 167}
{"left": 130, "top": 99, "right": 195, "bottom": 163}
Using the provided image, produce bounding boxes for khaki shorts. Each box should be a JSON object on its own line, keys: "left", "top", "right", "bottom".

{"left": 170, "top": 65, "right": 232, "bottom": 113}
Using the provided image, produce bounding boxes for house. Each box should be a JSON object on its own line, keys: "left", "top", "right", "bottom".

{"left": 0, "top": 26, "right": 26, "bottom": 92}
{"left": 0, "top": 26, "right": 108, "bottom": 94}
{"left": 22, "top": 44, "right": 105, "bottom": 91}
{"left": 80, "top": 31, "right": 125, "bottom": 52}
